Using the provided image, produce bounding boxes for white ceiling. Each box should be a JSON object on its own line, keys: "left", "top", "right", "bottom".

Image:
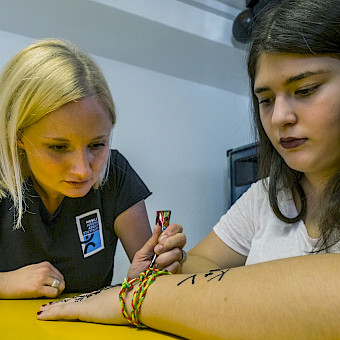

{"left": 175, "top": 0, "right": 247, "bottom": 11}
{"left": 222, "top": 0, "right": 247, "bottom": 9}
{"left": 173, "top": 0, "right": 246, "bottom": 18}
{"left": 0, "top": 0, "right": 249, "bottom": 95}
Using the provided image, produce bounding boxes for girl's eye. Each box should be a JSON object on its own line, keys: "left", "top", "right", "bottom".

{"left": 258, "top": 97, "right": 274, "bottom": 106}
{"left": 90, "top": 142, "right": 106, "bottom": 150}
{"left": 295, "top": 84, "right": 320, "bottom": 96}
{"left": 48, "top": 145, "right": 68, "bottom": 152}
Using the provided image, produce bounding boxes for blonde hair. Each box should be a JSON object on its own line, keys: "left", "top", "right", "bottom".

{"left": 0, "top": 38, "right": 116, "bottom": 229}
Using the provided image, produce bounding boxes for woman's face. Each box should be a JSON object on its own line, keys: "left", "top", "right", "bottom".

{"left": 18, "top": 96, "right": 113, "bottom": 204}
{"left": 254, "top": 53, "right": 340, "bottom": 181}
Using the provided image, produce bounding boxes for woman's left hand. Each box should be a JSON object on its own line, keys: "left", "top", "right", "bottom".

{"left": 127, "top": 223, "right": 186, "bottom": 278}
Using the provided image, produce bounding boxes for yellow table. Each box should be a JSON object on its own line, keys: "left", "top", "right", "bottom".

{"left": 0, "top": 297, "right": 181, "bottom": 339}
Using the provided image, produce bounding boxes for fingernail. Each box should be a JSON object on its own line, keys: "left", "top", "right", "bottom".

{"left": 41, "top": 304, "right": 47, "bottom": 307}
{"left": 37, "top": 311, "right": 43, "bottom": 315}
{"left": 155, "top": 244, "right": 163, "bottom": 254}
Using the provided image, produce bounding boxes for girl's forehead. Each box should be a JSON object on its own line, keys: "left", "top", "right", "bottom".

{"left": 254, "top": 53, "right": 340, "bottom": 85}
{"left": 22, "top": 97, "right": 113, "bottom": 141}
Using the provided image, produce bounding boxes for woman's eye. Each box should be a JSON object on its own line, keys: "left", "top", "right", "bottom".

{"left": 48, "top": 145, "right": 67, "bottom": 152}
{"left": 296, "top": 85, "right": 320, "bottom": 96}
{"left": 90, "top": 143, "right": 106, "bottom": 150}
{"left": 258, "top": 97, "right": 273, "bottom": 106}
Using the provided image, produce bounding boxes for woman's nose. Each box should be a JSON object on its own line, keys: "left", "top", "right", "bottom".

{"left": 271, "top": 96, "right": 297, "bottom": 127}
{"left": 69, "top": 150, "right": 92, "bottom": 178}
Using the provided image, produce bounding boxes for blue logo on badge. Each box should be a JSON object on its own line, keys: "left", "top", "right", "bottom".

{"left": 76, "top": 209, "right": 104, "bottom": 258}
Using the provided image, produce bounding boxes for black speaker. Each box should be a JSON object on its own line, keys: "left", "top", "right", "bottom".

{"left": 232, "top": 0, "right": 279, "bottom": 43}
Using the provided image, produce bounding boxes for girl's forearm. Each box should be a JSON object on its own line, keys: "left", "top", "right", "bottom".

{"left": 139, "top": 254, "right": 340, "bottom": 339}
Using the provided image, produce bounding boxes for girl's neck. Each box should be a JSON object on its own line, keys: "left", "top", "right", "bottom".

{"left": 30, "top": 176, "right": 64, "bottom": 214}
{"left": 301, "top": 173, "right": 329, "bottom": 198}
{"left": 296, "top": 175, "right": 328, "bottom": 239}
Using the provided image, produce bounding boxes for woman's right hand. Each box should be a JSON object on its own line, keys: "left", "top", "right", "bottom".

{"left": 0, "top": 261, "right": 65, "bottom": 299}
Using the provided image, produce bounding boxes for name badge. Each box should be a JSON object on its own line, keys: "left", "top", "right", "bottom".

{"left": 75, "top": 209, "right": 104, "bottom": 258}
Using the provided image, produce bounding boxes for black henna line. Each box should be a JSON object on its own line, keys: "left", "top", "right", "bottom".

{"left": 73, "top": 284, "right": 122, "bottom": 303}
{"left": 177, "top": 269, "right": 230, "bottom": 287}
{"left": 204, "top": 269, "right": 230, "bottom": 282}
{"left": 205, "top": 269, "right": 224, "bottom": 274}
{"left": 53, "top": 298, "right": 70, "bottom": 304}
{"left": 51, "top": 284, "right": 122, "bottom": 304}
{"left": 177, "top": 274, "right": 197, "bottom": 286}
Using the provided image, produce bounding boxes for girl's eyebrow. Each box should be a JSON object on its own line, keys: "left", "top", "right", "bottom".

{"left": 41, "top": 137, "right": 69, "bottom": 142}
{"left": 284, "top": 70, "right": 329, "bottom": 85}
{"left": 254, "top": 86, "right": 270, "bottom": 95}
{"left": 254, "top": 69, "right": 330, "bottom": 94}
{"left": 41, "top": 134, "right": 110, "bottom": 142}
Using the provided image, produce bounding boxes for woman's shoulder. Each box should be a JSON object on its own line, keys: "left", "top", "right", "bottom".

{"left": 0, "top": 193, "right": 14, "bottom": 222}
{"left": 108, "top": 149, "right": 132, "bottom": 169}
{"left": 106, "top": 150, "right": 129, "bottom": 175}
{"left": 241, "top": 178, "right": 269, "bottom": 200}
{"left": 105, "top": 150, "right": 148, "bottom": 190}
{"left": 109, "top": 149, "right": 123, "bottom": 164}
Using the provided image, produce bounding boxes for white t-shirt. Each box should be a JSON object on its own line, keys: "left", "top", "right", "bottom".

{"left": 213, "top": 179, "right": 339, "bottom": 265}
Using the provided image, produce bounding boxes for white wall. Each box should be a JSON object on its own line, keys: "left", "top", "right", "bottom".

{"left": 0, "top": 3, "right": 252, "bottom": 283}
{"left": 99, "top": 55, "right": 252, "bottom": 283}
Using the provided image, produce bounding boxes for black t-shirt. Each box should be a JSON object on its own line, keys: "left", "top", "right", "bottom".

{"left": 0, "top": 150, "right": 151, "bottom": 293}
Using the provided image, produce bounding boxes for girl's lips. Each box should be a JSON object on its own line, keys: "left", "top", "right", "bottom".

{"left": 280, "top": 138, "right": 307, "bottom": 149}
{"left": 65, "top": 180, "right": 90, "bottom": 187}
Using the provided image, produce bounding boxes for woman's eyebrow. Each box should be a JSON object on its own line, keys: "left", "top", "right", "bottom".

{"left": 254, "top": 69, "right": 330, "bottom": 94}
{"left": 41, "top": 137, "right": 69, "bottom": 142}
{"left": 254, "top": 86, "right": 270, "bottom": 95}
{"left": 284, "top": 70, "right": 329, "bottom": 85}
{"left": 42, "top": 134, "right": 110, "bottom": 140}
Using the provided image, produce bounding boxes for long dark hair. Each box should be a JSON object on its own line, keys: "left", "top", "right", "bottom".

{"left": 247, "top": 0, "right": 340, "bottom": 251}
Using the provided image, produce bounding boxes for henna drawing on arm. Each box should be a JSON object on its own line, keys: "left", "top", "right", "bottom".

{"left": 50, "top": 283, "right": 122, "bottom": 304}
{"left": 177, "top": 274, "right": 197, "bottom": 286}
{"left": 72, "top": 284, "right": 122, "bottom": 303}
{"left": 177, "top": 269, "right": 230, "bottom": 287}
{"left": 204, "top": 269, "right": 230, "bottom": 282}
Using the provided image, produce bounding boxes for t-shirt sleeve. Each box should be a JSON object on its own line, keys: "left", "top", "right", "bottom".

{"left": 213, "top": 180, "right": 263, "bottom": 257}
{"left": 107, "top": 150, "right": 152, "bottom": 219}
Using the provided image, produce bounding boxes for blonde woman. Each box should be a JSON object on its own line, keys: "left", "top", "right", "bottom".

{"left": 0, "top": 39, "right": 186, "bottom": 299}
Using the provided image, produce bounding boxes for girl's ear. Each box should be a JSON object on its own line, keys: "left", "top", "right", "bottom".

{"left": 17, "top": 133, "right": 25, "bottom": 150}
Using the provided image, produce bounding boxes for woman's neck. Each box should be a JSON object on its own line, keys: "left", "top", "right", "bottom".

{"left": 296, "top": 175, "right": 328, "bottom": 238}
{"left": 30, "top": 176, "right": 64, "bottom": 214}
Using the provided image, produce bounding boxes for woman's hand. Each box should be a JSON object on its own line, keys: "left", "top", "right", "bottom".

{"left": 37, "top": 285, "right": 127, "bottom": 324}
{"left": 127, "top": 223, "right": 186, "bottom": 278}
{"left": 0, "top": 261, "right": 65, "bottom": 299}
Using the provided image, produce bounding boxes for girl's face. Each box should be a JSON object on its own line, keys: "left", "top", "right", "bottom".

{"left": 18, "top": 96, "right": 113, "bottom": 205}
{"left": 254, "top": 53, "right": 340, "bottom": 181}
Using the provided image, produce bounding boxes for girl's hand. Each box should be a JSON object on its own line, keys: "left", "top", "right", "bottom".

{"left": 37, "top": 285, "right": 127, "bottom": 324}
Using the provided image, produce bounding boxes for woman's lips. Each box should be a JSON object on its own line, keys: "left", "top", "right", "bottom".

{"left": 65, "top": 180, "right": 90, "bottom": 187}
{"left": 280, "top": 138, "right": 307, "bottom": 149}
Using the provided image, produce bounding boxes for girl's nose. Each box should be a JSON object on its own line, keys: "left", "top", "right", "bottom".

{"left": 69, "top": 149, "right": 92, "bottom": 179}
{"left": 271, "top": 96, "right": 297, "bottom": 127}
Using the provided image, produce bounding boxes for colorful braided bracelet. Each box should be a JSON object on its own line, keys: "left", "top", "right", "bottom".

{"left": 119, "top": 268, "right": 172, "bottom": 328}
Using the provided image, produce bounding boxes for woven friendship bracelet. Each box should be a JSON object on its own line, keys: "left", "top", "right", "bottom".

{"left": 119, "top": 268, "right": 172, "bottom": 328}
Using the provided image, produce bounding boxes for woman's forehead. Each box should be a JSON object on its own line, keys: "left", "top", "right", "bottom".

{"left": 254, "top": 53, "right": 340, "bottom": 87}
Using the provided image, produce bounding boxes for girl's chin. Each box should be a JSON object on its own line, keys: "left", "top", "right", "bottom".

{"left": 63, "top": 184, "right": 93, "bottom": 198}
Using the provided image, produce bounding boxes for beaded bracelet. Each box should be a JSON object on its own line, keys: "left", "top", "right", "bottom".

{"left": 119, "top": 268, "right": 172, "bottom": 328}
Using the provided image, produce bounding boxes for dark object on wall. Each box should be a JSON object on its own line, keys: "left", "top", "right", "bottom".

{"left": 226, "top": 143, "right": 259, "bottom": 208}
{"left": 232, "top": 0, "right": 279, "bottom": 43}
